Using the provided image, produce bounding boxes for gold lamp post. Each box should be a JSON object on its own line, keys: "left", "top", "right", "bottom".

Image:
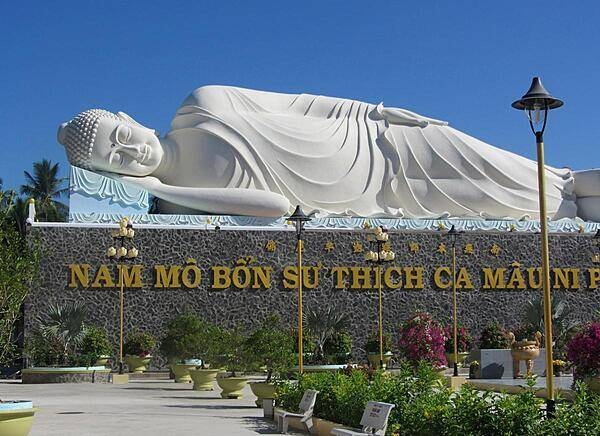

{"left": 444, "top": 225, "right": 462, "bottom": 377}
{"left": 288, "top": 205, "right": 311, "bottom": 374}
{"left": 365, "top": 226, "right": 395, "bottom": 369}
{"left": 106, "top": 216, "right": 139, "bottom": 376}
{"left": 592, "top": 229, "right": 600, "bottom": 264}
{"left": 512, "top": 77, "right": 564, "bottom": 417}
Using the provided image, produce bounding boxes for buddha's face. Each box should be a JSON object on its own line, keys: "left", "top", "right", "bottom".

{"left": 90, "top": 118, "right": 164, "bottom": 176}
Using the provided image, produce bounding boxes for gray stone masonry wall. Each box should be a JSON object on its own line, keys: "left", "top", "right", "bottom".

{"left": 26, "top": 226, "right": 600, "bottom": 365}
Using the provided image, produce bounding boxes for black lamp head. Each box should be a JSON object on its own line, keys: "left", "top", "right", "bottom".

{"left": 445, "top": 224, "right": 461, "bottom": 245}
{"left": 288, "top": 205, "right": 311, "bottom": 237}
{"left": 512, "top": 77, "right": 563, "bottom": 111}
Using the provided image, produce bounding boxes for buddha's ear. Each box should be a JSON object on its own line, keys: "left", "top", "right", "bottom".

{"left": 117, "top": 111, "right": 159, "bottom": 137}
{"left": 57, "top": 122, "right": 69, "bottom": 145}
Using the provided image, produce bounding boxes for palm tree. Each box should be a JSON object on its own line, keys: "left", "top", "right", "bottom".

{"left": 20, "top": 159, "right": 69, "bottom": 222}
{"left": 39, "top": 302, "right": 87, "bottom": 364}
{"left": 303, "top": 307, "right": 350, "bottom": 364}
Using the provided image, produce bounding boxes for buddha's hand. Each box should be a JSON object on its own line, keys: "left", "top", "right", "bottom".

{"left": 118, "top": 175, "right": 163, "bottom": 192}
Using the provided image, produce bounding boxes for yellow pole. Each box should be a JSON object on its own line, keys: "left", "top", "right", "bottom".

{"left": 452, "top": 244, "right": 458, "bottom": 376}
{"left": 297, "top": 239, "right": 304, "bottom": 374}
{"left": 119, "top": 264, "right": 125, "bottom": 374}
{"left": 536, "top": 135, "right": 555, "bottom": 411}
{"left": 378, "top": 263, "right": 384, "bottom": 369}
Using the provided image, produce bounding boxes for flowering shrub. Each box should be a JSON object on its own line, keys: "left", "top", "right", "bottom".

{"left": 567, "top": 322, "right": 600, "bottom": 379}
{"left": 398, "top": 312, "right": 446, "bottom": 368}
{"left": 443, "top": 325, "right": 473, "bottom": 353}
{"left": 510, "top": 324, "right": 541, "bottom": 342}
{"left": 479, "top": 322, "right": 510, "bottom": 349}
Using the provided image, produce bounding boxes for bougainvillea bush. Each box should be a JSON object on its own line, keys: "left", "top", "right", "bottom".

{"left": 443, "top": 325, "right": 473, "bottom": 353}
{"left": 567, "top": 322, "right": 600, "bottom": 380}
{"left": 398, "top": 312, "right": 446, "bottom": 368}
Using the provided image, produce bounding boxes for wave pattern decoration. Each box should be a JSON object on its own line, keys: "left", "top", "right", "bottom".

{"left": 70, "top": 166, "right": 149, "bottom": 208}
{"left": 68, "top": 212, "right": 598, "bottom": 233}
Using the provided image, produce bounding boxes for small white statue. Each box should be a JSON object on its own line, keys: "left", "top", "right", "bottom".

{"left": 58, "top": 85, "right": 600, "bottom": 220}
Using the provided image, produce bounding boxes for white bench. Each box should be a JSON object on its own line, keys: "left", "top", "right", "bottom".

{"left": 331, "top": 401, "right": 395, "bottom": 436}
{"left": 275, "top": 389, "right": 319, "bottom": 434}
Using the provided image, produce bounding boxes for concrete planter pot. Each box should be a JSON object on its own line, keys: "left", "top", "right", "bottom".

{"left": 189, "top": 368, "right": 221, "bottom": 390}
{"left": 22, "top": 367, "right": 110, "bottom": 384}
{"left": 249, "top": 381, "right": 277, "bottom": 407}
{"left": 367, "top": 352, "right": 393, "bottom": 369}
{"left": 0, "top": 401, "right": 38, "bottom": 436}
{"left": 95, "top": 355, "right": 111, "bottom": 368}
{"left": 170, "top": 364, "right": 198, "bottom": 383}
{"left": 125, "top": 355, "right": 152, "bottom": 373}
{"left": 216, "top": 376, "right": 249, "bottom": 399}
{"left": 291, "top": 364, "right": 348, "bottom": 373}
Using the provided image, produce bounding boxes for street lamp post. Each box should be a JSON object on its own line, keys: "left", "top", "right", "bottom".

{"left": 445, "top": 225, "right": 462, "bottom": 377}
{"left": 512, "top": 77, "right": 564, "bottom": 417}
{"left": 288, "top": 205, "right": 311, "bottom": 374}
{"left": 106, "top": 217, "right": 139, "bottom": 375}
{"left": 365, "top": 226, "right": 395, "bottom": 369}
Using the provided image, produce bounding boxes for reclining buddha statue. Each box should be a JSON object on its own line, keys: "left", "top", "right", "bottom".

{"left": 58, "top": 85, "right": 600, "bottom": 220}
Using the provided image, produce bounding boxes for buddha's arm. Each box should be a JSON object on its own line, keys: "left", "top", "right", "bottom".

{"left": 374, "top": 103, "right": 448, "bottom": 127}
{"left": 117, "top": 176, "right": 290, "bottom": 217}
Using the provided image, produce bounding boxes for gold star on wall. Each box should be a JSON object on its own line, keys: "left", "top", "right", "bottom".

{"left": 463, "top": 243, "right": 474, "bottom": 255}
{"left": 352, "top": 241, "right": 364, "bottom": 253}
{"left": 490, "top": 244, "right": 501, "bottom": 256}
{"left": 324, "top": 241, "right": 335, "bottom": 253}
{"left": 265, "top": 240, "right": 277, "bottom": 252}
{"left": 409, "top": 242, "right": 420, "bottom": 252}
{"left": 437, "top": 243, "right": 447, "bottom": 254}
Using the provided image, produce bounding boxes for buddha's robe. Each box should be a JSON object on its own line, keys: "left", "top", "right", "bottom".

{"left": 166, "top": 85, "right": 575, "bottom": 219}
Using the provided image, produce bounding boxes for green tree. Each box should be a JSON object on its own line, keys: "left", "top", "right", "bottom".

{"left": 0, "top": 188, "right": 39, "bottom": 365}
{"left": 20, "top": 159, "right": 68, "bottom": 222}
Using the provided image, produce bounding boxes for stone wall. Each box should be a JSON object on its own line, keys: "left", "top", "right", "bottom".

{"left": 26, "top": 226, "right": 600, "bottom": 364}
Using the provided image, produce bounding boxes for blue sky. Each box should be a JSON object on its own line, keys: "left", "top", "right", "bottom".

{"left": 1, "top": 1, "right": 599, "bottom": 192}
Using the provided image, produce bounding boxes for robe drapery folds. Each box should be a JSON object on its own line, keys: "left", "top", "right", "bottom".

{"left": 168, "top": 85, "right": 574, "bottom": 219}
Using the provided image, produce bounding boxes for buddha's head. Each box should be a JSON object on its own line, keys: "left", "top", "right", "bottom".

{"left": 58, "top": 109, "right": 164, "bottom": 176}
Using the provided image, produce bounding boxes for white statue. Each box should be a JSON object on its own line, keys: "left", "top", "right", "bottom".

{"left": 58, "top": 85, "right": 600, "bottom": 220}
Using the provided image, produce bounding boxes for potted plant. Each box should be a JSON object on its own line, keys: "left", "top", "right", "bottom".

{"left": 159, "top": 313, "right": 210, "bottom": 383}
{"left": 246, "top": 316, "right": 295, "bottom": 407}
{"left": 187, "top": 320, "right": 222, "bottom": 391}
{"left": 475, "top": 321, "right": 511, "bottom": 379}
{"left": 124, "top": 330, "right": 156, "bottom": 373}
{"left": 508, "top": 325, "right": 542, "bottom": 379}
{"left": 567, "top": 322, "right": 600, "bottom": 391}
{"left": 365, "top": 331, "right": 394, "bottom": 369}
{"left": 79, "top": 325, "right": 113, "bottom": 367}
{"left": 443, "top": 324, "right": 473, "bottom": 367}
{"left": 324, "top": 331, "right": 353, "bottom": 365}
{"left": 213, "top": 325, "right": 251, "bottom": 398}
{"left": 398, "top": 312, "right": 446, "bottom": 370}
{"left": 553, "top": 359, "right": 567, "bottom": 377}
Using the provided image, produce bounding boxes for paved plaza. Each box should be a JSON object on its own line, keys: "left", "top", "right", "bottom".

{"left": 0, "top": 375, "right": 576, "bottom": 435}
{"left": 1, "top": 378, "right": 301, "bottom": 436}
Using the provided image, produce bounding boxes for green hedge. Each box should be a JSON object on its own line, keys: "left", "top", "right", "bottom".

{"left": 276, "top": 363, "right": 600, "bottom": 435}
